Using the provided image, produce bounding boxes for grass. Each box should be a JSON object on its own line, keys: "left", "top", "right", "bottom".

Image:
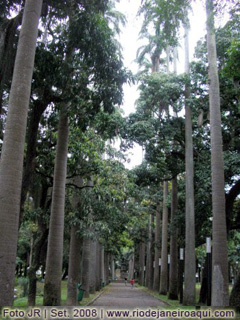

{"left": 136, "top": 283, "right": 203, "bottom": 309}
{"left": 13, "top": 279, "right": 106, "bottom": 307}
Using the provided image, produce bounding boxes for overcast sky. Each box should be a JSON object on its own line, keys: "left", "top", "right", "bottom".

{"left": 114, "top": 0, "right": 207, "bottom": 169}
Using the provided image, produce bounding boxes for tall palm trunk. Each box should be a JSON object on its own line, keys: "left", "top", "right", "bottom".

{"left": 111, "top": 255, "right": 115, "bottom": 280}
{"left": 66, "top": 225, "right": 82, "bottom": 305}
{"left": 206, "top": 0, "right": 229, "bottom": 306}
{"left": 100, "top": 244, "right": 106, "bottom": 285}
{"left": 0, "top": 0, "right": 42, "bottom": 306}
{"left": 159, "top": 49, "right": 170, "bottom": 295}
{"left": 168, "top": 177, "right": 178, "bottom": 299}
{"left": 183, "top": 25, "right": 196, "bottom": 306}
{"left": 81, "top": 236, "right": 91, "bottom": 298}
{"left": 139, "top": 236, "right": 146, "bottom": 286}
{"left": 159, "top": 181, "right": 169, "bottom": 295}
{"left": 95, "top": 241, "right": 101, "bottom": 291}
{"left": 67, "top": 176, "right": 83, "bottom": 305}
{"left": 43, "top": 105, "right": 69, "bottom": 306}
{"left": 89, "top": 240, "right": 97, "bottom": 293}
{"left": 146, "top": 214, "right": 153, "bottom": 289}
{"left": 153, "top": 205, "right": 161, "bottom": 291}
{"left": 104, "top": 252, "right": 110, "bottom": 285}
{"left": 80, "top": 179, "right": 94, "bottom": 298}
{"left": 129, "top": 253, "right": 135, "bottom": 280}
{"left": 169, "top": 48, "right": 179, "bottom": 300}
{"left": 100, "top": 245, "right": 105, "bottom": 285}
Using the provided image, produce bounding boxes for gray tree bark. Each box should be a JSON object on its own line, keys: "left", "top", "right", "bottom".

{"left": 89, "top": 240, "right": 97, "bottom": 294}
{"left": 0, "top": 0, "right": 42, "bottom": 306}
{"left": 159, "top": 181, "right": 169, "bottom": 295}
{"left": 183, "top": 25, "right": 196, "bottom": 306}
{"left": 66, "top": 225, "right": 82, "bottom": 305}
{"left": 168, "top": 177, "right": 178, "bottom": 300}
{"left": 153, "top": 205, "right": 161, "bottom": 291}
{"left": 43, "top": 105, "right": 69, "bottom": 306}
{"left": 128, "top": 253, "right": 135, "bottom": 280}
{"left": 67, "top": 176, "right": 84, "bottom": 305}
{"left": 111, "top": 255, "right": 115, "bottom": 280}
{"left": 101, "top": 245, "right": 105, "bottom": 285}
{"left": 81, "top": 236, "right": 91, "bottom": 298}
{"left": 146, "top": 214, "right": 154, "bottom": 289}
{"left": 95, "top": 241, "right": 101, "bottom": 291}
{"left": 206, "top": 0, "right": 229, "bottom": 306}
{"left": 139, "top": 237, "right": 146, "bottom": 286}
{"left": 104, "top": 252, "right": 110, "bottom": 285}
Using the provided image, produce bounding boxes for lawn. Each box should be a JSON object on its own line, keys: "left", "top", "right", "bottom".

{"left": 13, "top": 279, "right": 103, "bottom": 307}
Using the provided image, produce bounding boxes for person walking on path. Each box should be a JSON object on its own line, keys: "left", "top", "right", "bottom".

{"left": 130, "top": 278, "right": 135, "bottom": 288}
{"left": 124, "top": 277, "right": 128, "bottom": 286}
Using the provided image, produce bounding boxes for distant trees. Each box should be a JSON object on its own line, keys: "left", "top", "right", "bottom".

{"left": 128, "top": 0, "right": 240, "bottom": 308}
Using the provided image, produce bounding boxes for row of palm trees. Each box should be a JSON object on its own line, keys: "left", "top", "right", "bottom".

{"left": 133, "top": 0, "right": 229, "bottom": 306}
{"left": 0, "top": 0, "right": 127, "bottom": 306}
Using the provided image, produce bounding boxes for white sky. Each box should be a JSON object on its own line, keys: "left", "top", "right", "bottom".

{"left": 113, "top": 0, "right": 211, "bottom": 169}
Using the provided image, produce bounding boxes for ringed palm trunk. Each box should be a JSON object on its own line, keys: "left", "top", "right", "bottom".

{"left": 81, "top": 179, "right": 94, "bottom": 298}
{"left": 153, "top": 205, "right": 161, "bottom": 291}
{"left": 43, "top": 105, "right": 69, "bottom": 306}
{"left": 139, "top": 236, "right": 146, "bottom": 286}
{"left": 206, "top": 0, "right": 229, "bottom": 306}
{"left": 168, "top": 177, "right": 178, "bottom": 300}
{"left": 100, "top": 245, "right": 105, "bottom": 286}
{"left": 89, "top": 240, "right": 97, "bottom": 293}
{"left": 111, "top": 255, "right": 115, "bottom": 280}
{"left": 66, "top": 225, "right": 82, "bottom": 305}
{"left": 104, "top": 252, "right": 110, "bottom": 285}
{"left": 67, "top": 177, "right": 83, "bottom": 305}
{"left": 0, "top": 0, "right": 42, "bottom": 306}
{"left": 159, "top": 181, "right": 169, "bottom": 295}
{"left": 95, "top": 241, "right": 101, "bottom": 291}
{"left": 169, "top": 54, "right": 179, "bottom": 300}
{"left": 183, "top": 25, "right": 196, "bottom": 306}
{"left": 146, "top": 214, "right": 153, "bottom": 289}
{"left": 129, "top": 253, "right": 135, "bottom": 280}
{"left": 81, "top": 236, "right": 91, "bottom": 298}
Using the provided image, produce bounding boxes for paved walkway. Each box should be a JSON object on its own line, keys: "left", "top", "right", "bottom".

{"left": 90, "top": 282, "right": 168, "bottom": 307}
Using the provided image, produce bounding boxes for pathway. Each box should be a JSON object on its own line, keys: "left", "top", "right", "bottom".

{"left": 90, "top": 281, "right": 168, "bottom": 307}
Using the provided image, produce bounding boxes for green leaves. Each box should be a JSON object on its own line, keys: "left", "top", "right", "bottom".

{"left": 224, "top": 39, "right": 240, "bottom": 81}
{"left": 139, "top": 0, "right": 191, "bottom": 49}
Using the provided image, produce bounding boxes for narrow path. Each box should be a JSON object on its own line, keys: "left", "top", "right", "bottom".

{"left": 90, "top": 282, "right": 168, "bottom": 307}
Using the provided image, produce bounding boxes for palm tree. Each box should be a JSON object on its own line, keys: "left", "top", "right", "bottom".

{"left": 81, "top": 178, "right": 94, "bottom": 298}
{"left": 168, "top": 49, "right": 179, "bottom": 300}
{"left": 81, "top": 236, "right": 91, "bottom": 298}
{"left": 66, "top": 225, "right": 82, "bottom": 305}
{"left": 159, "top": 181, "right": 169, "bottom": 295}
{"left": 183, "top": 24, "right": 196, "bottom": 306}
{"left": 153, "top": 205, "right": 161, "bottom": 291}
{"left": 43, "top": 105, "right": 69, "bottom": 306}
{"left": 206, "top": 0, "right": 229, "bottom": 306}
{"left": 139, "top": 234, "right": 146, "bottom": 286}
{"left": 168, "top": 177, "right": 178, "bottom": 299}
{"left": 146, "top": 214, "right": 154, "bottom": 289}
{"left": 0, "top": 0, "right": 43, "bottom": 305}
{"left": 67, "top": 176, "right": 84, "bottom": 306}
